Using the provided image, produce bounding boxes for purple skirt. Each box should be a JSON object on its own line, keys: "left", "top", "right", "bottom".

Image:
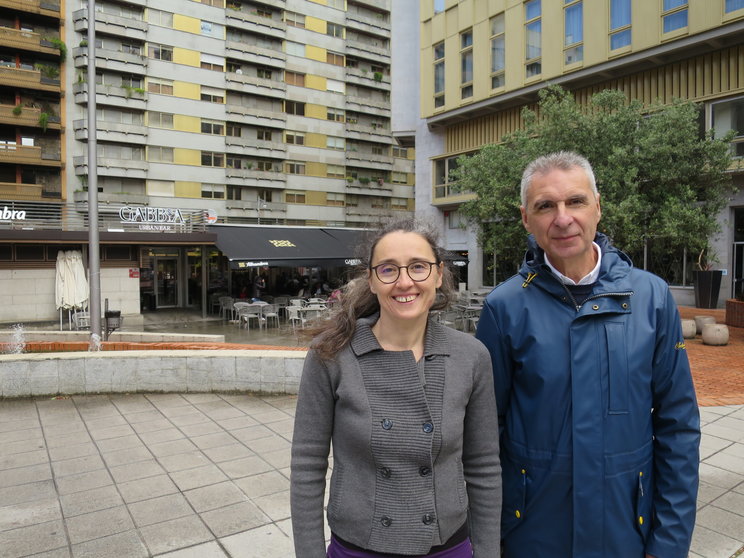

{"left": 326, "top": 535, "right": 473, "bottom": 558}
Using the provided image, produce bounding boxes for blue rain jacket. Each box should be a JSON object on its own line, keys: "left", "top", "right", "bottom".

{"left": 476, "top": 233, "right": 700, "bottom": 558}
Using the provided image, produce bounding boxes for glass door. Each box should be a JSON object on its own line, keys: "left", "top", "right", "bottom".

{"left": 155, "top": 258, "right": 178, "bottom": 308}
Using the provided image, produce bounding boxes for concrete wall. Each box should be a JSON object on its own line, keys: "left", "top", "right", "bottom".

{"left": 0, "top": 350, "right": 307, "bottom": 398}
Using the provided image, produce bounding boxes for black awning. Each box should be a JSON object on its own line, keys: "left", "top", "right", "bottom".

{"left": 210, "top": 225, "right": 367, "bottom": 269}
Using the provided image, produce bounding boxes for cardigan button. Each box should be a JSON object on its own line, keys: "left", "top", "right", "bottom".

{"left": 422, "top": 422, "right": 434, "bottom": 433}
{"left": 380, "top": 467, "right": 391, "bottom": 479}
{"left": 380, "top": 516, "right": 392, "bottom": 527}
{"left": 422, "top": 513, "right": 435, "bottom": 525}
{"left": 419, "top": 466, "right": 431, "bottom": 476}
{"left": 381, "top": 419, "right": 393, "bottom": 430}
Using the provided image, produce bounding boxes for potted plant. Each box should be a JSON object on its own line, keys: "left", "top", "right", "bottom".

{"left": 693, "top": 247, "right": 723, "bottom": 309}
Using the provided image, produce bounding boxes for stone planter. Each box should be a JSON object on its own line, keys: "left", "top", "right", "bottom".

{"left": 694, "top": 315, "right": 716, "bottom": 334}
{"left": 693, "top": 270, "right": 723, "bottom": 309}
{"left": 725, "top": 298, "right": 744, "bottom": 328}
{"left": 701, "top": 323, "right": 729, "bottom": 346}
{"left": 681, "top": 319, "right": 696, "bottom": 339}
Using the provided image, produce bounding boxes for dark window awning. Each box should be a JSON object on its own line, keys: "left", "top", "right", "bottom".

{"left": 210, "top": 225, "right": 368, "bottom": 269}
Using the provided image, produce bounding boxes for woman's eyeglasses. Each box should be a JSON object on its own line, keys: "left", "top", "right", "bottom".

{"left": 370, "top": 261, "right": 438, "bottom": 284}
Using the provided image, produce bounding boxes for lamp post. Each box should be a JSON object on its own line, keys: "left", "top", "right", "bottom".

{"left": 87, "top": 0, "right": 101, "bottom": 344}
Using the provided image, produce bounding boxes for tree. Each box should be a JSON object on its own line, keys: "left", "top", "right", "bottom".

{"left": 452, "top": 86, "right": 738, "bottom": 283}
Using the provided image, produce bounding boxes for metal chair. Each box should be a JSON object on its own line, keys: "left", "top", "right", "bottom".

{"left": 72, "top": 311, "right": 90, "bottom": 330}
{"left": 286, "top": 305, "right": 306, "bottom": 329}
{"left": 261, "top": 304, "right": 280, "bottom": 328}
{"left": 219, "top": 296, "right": 235, "bottom": 321}
{"left": 237, "top": 303, "right": 264, "bottom": 330}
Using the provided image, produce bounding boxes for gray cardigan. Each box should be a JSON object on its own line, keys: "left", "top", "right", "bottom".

{"left": 290, "top": 315, "right": 501, "bottom": 558}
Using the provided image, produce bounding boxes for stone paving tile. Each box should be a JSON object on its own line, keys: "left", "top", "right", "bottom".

{"left": 108, "top": 459, "right": 165, "bottom": 484}
{"left": 117, "top": 474, "right": 179, "bottom": 505}
{"left": 127, "top": 494, "right": 194, "bottom": 528}
{"left": 70, "top": 530, "right": 148, "bottom": 558}
{"left": 169, "top": 463, "right": 228, "bottom": 492}
{"left": 183, "top": 481, "right": 247, "bottom": 513}
{"left": 234, "top": 470, "right": 289, "bottom": 500}
{"left": 47, "top": 442, "right": 99, "bottom": 463}
{"left": 0, "top": 462, "right": 52, "bottom": 489}
{"left": 94, "top": 434, "right": 146, "bottom": 453}
{"left": 0, "top": 449, "right": 48, "bottom": 471}
{"left": 178, "top": 421, "right": 224, "bottom": 438}
{"left": 200, "top": 501, "right": 271, "bottom": 537}
{"left": 100, "top": 445, "right": 153, "bottom": 468}
{"left": 138, "top": 515, "right": 213, "bottom": 555}
{"left": 0, "top": 498, "right": 61, "bottom": 532}
{"left": 59, "top": 485, "right": 123, "bottom": 518}
{"left": 0, "top": 479, "right": 57, "bottom": 507}
{"left": 0, "top": 520, "right": 68, "bottom": 557}
{"left": 156, "top": 540, "right": 228, "bottom": 557}
{"left": 50, "top": 455, "right": 104, "bottom": 478}
{"left": 216, "top": 455, "right": 274, "bottom": 480}
{"left": 220, "top": 524, "right": 294, "bottom": 558}
{"left": 156, "top": 451, "right": 211, "bottom": 474}
{"left": 202, "top": 443, "right": 253, "bottom": 464}
{"left": 64, "top": 505, "right": 134, "bottom": 544}
{"left": 55, "top": 469, "right": 113, "bottom": 496}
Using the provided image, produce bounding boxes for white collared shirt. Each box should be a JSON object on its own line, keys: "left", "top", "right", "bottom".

{"left": 544, "top": 242, "right": 602, "bottom": 286}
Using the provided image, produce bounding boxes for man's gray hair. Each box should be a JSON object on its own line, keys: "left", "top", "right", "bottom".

{"left": 520, "top": 151, "right": 598, "bottom": 207}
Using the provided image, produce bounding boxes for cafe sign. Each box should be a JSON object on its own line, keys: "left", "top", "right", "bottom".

{"left": 119, "top": 206, "right": 185, "bottom": 231}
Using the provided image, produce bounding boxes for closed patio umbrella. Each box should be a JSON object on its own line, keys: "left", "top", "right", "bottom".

{"left": 55, "top": 250, "right": 89, "bottom": 330}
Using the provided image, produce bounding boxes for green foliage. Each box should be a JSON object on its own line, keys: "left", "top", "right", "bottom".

{"left": 359, "top": 176, "right": 371, "bottom": 185}
{"left": 452, "top": 85, "right": 737, "bottom": 275}
{"left": 49, "top": 37, "right": 67, "bottom": 59}
{"left": 12, "top": 104, "right": 22, "bottom": 116}
{"left": 34, "top": 63, "right": 59, "bottom": 80}
{"left": 38, "top": 112, "right": 49, "bottom": 132}
{"left": 373, "top": 71, "right": 383, "bottom": 82}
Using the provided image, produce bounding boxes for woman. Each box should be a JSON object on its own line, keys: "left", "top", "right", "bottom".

{"left": 290, "top": 219, "right": 501, "bottom": 558}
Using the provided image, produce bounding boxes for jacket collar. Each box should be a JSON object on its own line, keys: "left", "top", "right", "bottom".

{"left": 350, "top": 313, "right": 451, "bottom": 358}
{"left": 521, "top": 233, "right": 635, "bottom": 295}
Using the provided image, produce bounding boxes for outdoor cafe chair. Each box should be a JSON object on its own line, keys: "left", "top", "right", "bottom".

{"left": 72, "top": 311, "right": 90, "bottom": 330}
{"left": 261, "top": 304, "right": 280, "bottom": 328}
{"left": 286, "top": 305, "right": 306, "bottom": 329}
{"left": 237, "top": 303, "right": 264, "bottom": 330}
{"left": 219, "top": 296, "right": 235, "bottom": 321}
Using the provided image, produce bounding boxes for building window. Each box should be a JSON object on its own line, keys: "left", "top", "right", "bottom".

{"left": 201, "top": 120, "right": 224, "bottom": 135}
{"left": 712, "top": 96, "right": 744, "bottom": 157}
{"left": 200, "top": 53, "right": 224, "bottom": 71}
{"left": 726, "top": 0, "right": 744, "bottom": 12}
{"left": 371, "top": 145, "right": 385, "bottom": 155}
{"left": 327, "top": 193, "right": 345, "bottom": 206}
{"left": 286, "top": 190, "right": 306, "bottom": 203}
{"left": 149, "top": 111, "right": 173, "bottom": 128}
{"left": 286, "top": 131, "right": 305, "bottom": 145}
{"left": 200, "top": 20, "right": 224, "bottom": 38}
{"left": 564, "top": 1, "right": 583, "bottom": 64}
{"left": 285, "top": 162, "right": 306, "bottom": 175}
{"left": 662, "top": 0, "right": 688, "bottom": 33}
{"left": 327, "top": 108, "right": 345, "bottom": 122}
{"left": 434, "top": 41, "right": 445, "bottom": 108}
{"left": 346, "top": 194, "right": 358, "bottom": 207}
{"left": 327, "top": 51, "right": 345, "bottom": 66}
{"left": 257, "top": 129, "right": 272, "bottom": 141}
{"left": 200, "top": 0, "right": 223, "bottom": 7}
{"left": 256, "top": 160, "right": 278, "bottom": 172}
{"left": 490, "top": 14, "right": 506, "bottom": 89}
{"left": 392, "top": 146, "right": 408, "bottom": 158}
{"left": 434, "top": 0, "right": 445, "bottom": 14}
{"left": 525, "top": 0, "right": 542, "bottom": 78}
{"left": 148, "top": 146, "right": 174, "bottom": 162}
{"left": 201, "top": 151, "right": 224, "bottom": 167}
{"left": 148, "top": 43, "right": 173, "bottom": 61}
{"left": 286, "top": 41, "right": 305, "bottom": 57}
{"left": 201, "top": 184, "right": 225, "bottom": 199}
{"left": 226, "top": 124, "right": 241, "bottom": 137}
{"left": 285, "top": 12, "right": 305, "bottom": 28}
{"left": 327, "top": 23, "right": 344, "bottom": 38}
{"left": 610, "top": 0, "right": 631, "bottom": 50}
{"left": 327, "top": 164, "right": 345, "bottom": 177}
{"left": 434, "top": 155, "right": 466, "bottom": 197}
{"left": 371, "top": 197, "right": 386, "bottom": 209}
{"left": 327, "top": 0, "right": 345, "bottom": 9}
{"left": 327, "top": 136, "right": 345, "bottom": 150}
{"left": 257, "top": 67, "right": 273, "bottom": 79}
{"left": 392, "top": 171, "right": 407, "bottom": 184}
{"left": 148, "top": 9, "right": 173, "bottom": 27}
{"left": 120, "top": 75, "right": 142, "bottom": 88}
{"left": 255, "top": 8, "right": 272, "bottom": 18}
{"left": 226, "top": 156, "right": 242, "bottom": 169}
{"left": 460, "top": 29, "right": 473, "bottom": 99}
{"left": 327, "top": 79, "right": 345, "bottom": 94}
{"left": 227, "top": 186, "right": 243, "bottom": 200}
{"left": 147, "top": 78, "right": 173, "bottom": 95}
{"left": 391, "top": 197, "right": 407, "bottom": 210}
{"left": 285, "top": 71, "right": 306, "bottom": 87}
{"left": 285, "top": 101, "right": 305, "bottom": 116}
{"left": 121, "top": 42, "right": 141, "bottom": 55}
{"left": 200, "top": 87, "right": 224, "bottom": 103}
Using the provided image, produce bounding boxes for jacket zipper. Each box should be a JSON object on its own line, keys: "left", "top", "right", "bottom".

{"left": 553, "top": 278, "right": 633, "bottom": 312}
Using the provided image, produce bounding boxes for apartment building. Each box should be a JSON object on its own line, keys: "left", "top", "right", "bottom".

{"left": 417, "top": 0, "right": 744, "bottom": 302}
{"left": 0, "top": 0, "right": 413, "bottom": 323}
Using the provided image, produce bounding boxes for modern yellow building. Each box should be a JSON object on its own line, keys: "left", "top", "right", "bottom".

{"left": 417, "top": 0, "right": 744, "bottom": 302}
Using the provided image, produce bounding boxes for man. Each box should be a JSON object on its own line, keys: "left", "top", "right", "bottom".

{"left": 476, "top": 151, "right": 700, "bottom": 557}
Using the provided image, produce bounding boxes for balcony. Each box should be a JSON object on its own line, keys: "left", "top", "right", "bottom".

{"left": 225, "top": 72, "right": 286, "bottom": 99}
{"left": 345, "top": 95, "right": 390, "bottom": 116}
{"left": 72, "top": 8, "right": 147, "bottom": 41}
{"left": 0, "top": 66, "right": 60, "bottom": 93}
{"left": 225, "top": 168, "right": 286, "bottom": 189}
{"left": 225, "top": 10, "right": 286, "bottom": 40}
{"left": 73, "top": 46, "right": 147, "bottom": 75}
{"left": 0, "top": 182, "right": 45, "bottom": 201}
{"left": 0, "top": 27, "right": 59, "bottom": 56}
{"left": 225, "top": 41, "right": 285, "bottom": 69}
{"left": 346, "top": 39, "right": 390, "bottom": 65}
{"left": 73, "top": 155, "right": 147, "bottom": 179}
{"left": 73, "top": 119, "right": 147, "bottom": 144}
{"left": 73, "top": 82, "right": 146, "bottom": 111}
{"left": 225, "top": 137, "right": 286, "bottom": 158}
{"left": 346, "top": 151, "right": 394, "bottom": 170}
{"left": 0, "top": 142, "right": 61, "bottom": 167}
{"left": 345, "top": 67, "right": 390, "bottom": 91}
{"left": 431, "top": 183, "right": 477, "bottom": 207}
{"left": 0, "top": 104, "right": 61, "bottom": 130}
{"left": 345, "top": 12, "right": 390, "bottom": 39}
{"left": 72, "top": 190, "right": 149, "bottom": 208}
{"left": 0, "top": 0, "right": 60, "bottom": 18}
{"left": 226, "top": 104, "right": 286, "bottom": 128}
{"left": 345, "top": 122, "right": 391, "bottom": 143}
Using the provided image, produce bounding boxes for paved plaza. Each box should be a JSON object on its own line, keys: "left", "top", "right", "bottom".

{"left": 0, "top": 392, "right": 741, "bottom": 558}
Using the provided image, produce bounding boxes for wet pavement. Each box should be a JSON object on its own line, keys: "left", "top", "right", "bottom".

{"left": 0, "top": 307, "right": 742, "bottom": 557}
